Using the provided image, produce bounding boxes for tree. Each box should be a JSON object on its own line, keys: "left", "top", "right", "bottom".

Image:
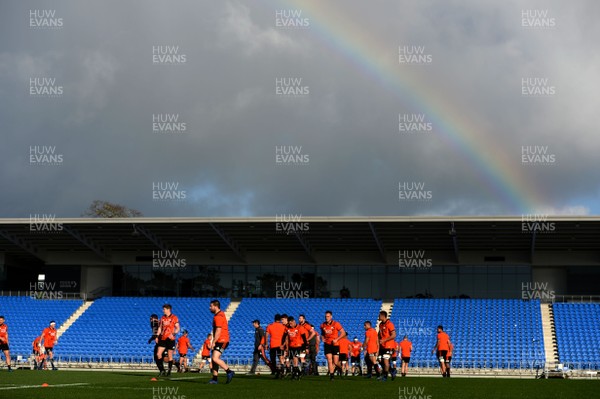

{"left": 82, "top": 200, "right": 143, "bottom": 218}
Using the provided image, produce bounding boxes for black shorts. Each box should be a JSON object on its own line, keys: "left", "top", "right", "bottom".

{"left": 44, "top": 347, "right": 54, "bottom": 353}
{"left": 324, "top": 343, "right": 340, "bottom": 356}
{"left": 378, "top": 348, "right": 392, "bottom": 358}
{"left": 447, "top": 356, "right": 452, "bottom": 364}
{"left": 391, "top": 356, "right": 398, "bottom": 362}
{"left": 158, "top": 339, "right": 175, "bottom": 350}
{"left": 179, "top": 353, "right": 187, "bottom": 358}
{"left": 350, "top": 356, "right": 361, "bottom": 364}
{"left": 401, "top": 357, "right": 411, "bottom": 364}
{"left": 201, "top": 355, "right": 210, "bottom": 361}
{"left": 0, "top": 343, "right": 10, "bottom": 351}
{"left": 269, "top": 348, "right": 283, "bottom": 362}
{"left": 33, "top": 349, "right": 40, "bottom": 355}
{"left": 437, "top": 350, "right": 448, "bottom": 362}
{"left": 213, "top": 342, "right": 228, "bottom": 353}
{"left": 289, "top": 347, "right": 305, "bottom": 359}
{"left": 339, "top": 353, "right": 348, "bottom": 362}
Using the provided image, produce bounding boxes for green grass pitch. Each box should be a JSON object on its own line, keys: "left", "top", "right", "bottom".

{"left": 0, "top": 370, "right": 596, "bottom": 399}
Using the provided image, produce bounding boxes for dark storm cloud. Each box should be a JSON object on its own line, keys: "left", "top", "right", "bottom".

{"left": 1, "top": 0, "right": 598, "bottom": 217}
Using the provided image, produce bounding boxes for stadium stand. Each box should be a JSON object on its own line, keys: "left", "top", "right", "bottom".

{"left": 0, "top": 296, "right": 557, "bottom": 372}
{"left": 390, "top": 299, "right": 545, "bottom": 369}
{"left": 553, "top": 303, "right": 600, "bottom": 370}
{"left": 57, "top": 297, "right": 229, "bottom": 363}
{"left": 0, "top": 296, "right": 83, "bottom": 358}
{"left": 226, "top": 298, "right": 383, "bottom": 365}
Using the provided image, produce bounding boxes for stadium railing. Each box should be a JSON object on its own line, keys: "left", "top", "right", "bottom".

{"left": 8, "top": 355, "right": 598, "bottom": 376}
{"left": 0, "top": 290, "right": 86, "bottom": 300}
{"left": 552, "top": 295, "right": 600, "bottom": 303}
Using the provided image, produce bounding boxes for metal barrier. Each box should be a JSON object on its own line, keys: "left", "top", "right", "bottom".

{"left": 6, "top": 354, "right": 599, "bottom": 375}
{"left": 0, "top": 291, "right": 86, "bottom": 300}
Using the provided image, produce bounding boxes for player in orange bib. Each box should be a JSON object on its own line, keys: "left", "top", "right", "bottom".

{"left": 350, "top": 337, "right": 363, "bottom": 376}
{"left": 363, "top": 320, "right": 379, "bottom": 378}
{"left": 209, "top": 299, "right": 234, "bottom": 384}
{"left": 432, "top": 325, "right": 451, "bottom": 377}
{"left": 0, "top": 316, "right": 12, "bottom": 372}
{"left": 284, "top": 317, "right": 308, "bottom": 380}
{"left": 40, "top": 320, "right": 58, "bottom": 370}
{"left": 377, "top": 311, "right": 396, "bottom": 381}
{"left": 266, "top": 314, "right": 286, "bottom": 378}
{"left": 279, "top": 314, "right": 291, "bottom": 376}
{"left": 156, "top": 304, "right": 180, "bottom": 376}
{"left": 298, "top": 314, "right": 319, "bottom": 376}
{"left": 32, "top": 335, "right": 43, "bottom": 370}
{"left": 320, "top": 310, "right": 347, "bottom": 381}
{"left": 337, "top": 335, "right": 351, "bottom": 376}
{"left": 177, "top": 330, "right": 195, "bottom": 373}
{"left": 198, "top": 333, "right": 213, "bottom": 373}
{"left": 446, "top": 341, "right": 454, "bottom": 378}
{"left": 399, "top": 335, "right": 413, "bottom": 377}
{"left": 389, "top": 340, "right": 400, "bottom": 380}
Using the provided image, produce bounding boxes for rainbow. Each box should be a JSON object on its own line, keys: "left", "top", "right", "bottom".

{"left": 271, "top": 0, "right": 543, "bottom": 214}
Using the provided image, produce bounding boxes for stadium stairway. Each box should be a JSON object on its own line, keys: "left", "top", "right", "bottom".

{"left": 380, "top": 300, "right": 394, "bottom": 318}
{"left": 540, "top": 303, "right": 559, "bottom": 369}
{"left": 56, "top": 300, "right": 94, "bottom": 340}
{"left": 224, "top": 299, "right": 241, "bottom": 320}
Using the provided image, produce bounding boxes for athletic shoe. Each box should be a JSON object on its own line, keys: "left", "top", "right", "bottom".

{"left": 226, "top": 370, "right": 235, "bottom": 384}
{"left": 208, "top": 380, "right": 218, "bottom": 384}
{"left": 391, "top": 369, "right": 397, "bottom": 380}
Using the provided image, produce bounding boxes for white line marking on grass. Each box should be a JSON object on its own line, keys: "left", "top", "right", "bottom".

{"left": 71, "top": 386, "right": 153, "bottom": 391}
{"left": 0, "top": 383, "right": 90, "bottom": 390}
{"left": 165, "top": 376, "right": 205, "bottom": 381}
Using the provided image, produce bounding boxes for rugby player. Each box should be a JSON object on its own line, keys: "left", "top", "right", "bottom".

{"left": 156, "top": 304, "right": 180, "bottom": 376}
{"left": 0, "top": 316, "right": 12, "bottom": 372}
{"left": 377, "top": 311, "right": 396, "bottom": 381}
{"left": 209, "top": 299, "right": 234, "bottom": 384}
{"left": 363, "top": 320, "right": 379, "bottom": 378}
{"left": 337, "top": 334, "right": 351, "bottom": 376}
{"left": 265, "top": 314, "right": 286, "bottom": 378}
{"left": 177, "top": 330, "right": 195, "bottom": 372}
{"left": 350, "top": 337, "right": 363, "bottom": 376}
{"left": 432, "top": 325, "right": 451, "bottom": 377}
{"left": 320, "top": 310, "right": 347, "bottom": 381}
{"left": 298, "top": 314, "right": 319, "bottom": 376}
{"left": 284, "top": 317, "right": 308, "bottom": 380}
{"left": 399, "top": 335, "right": 413, "bottom": 377}
{"left": 198, "top": 333, "right": 212, "bottom": 373}
{"left": 40, "top": 321, "right": 58, "bottom": 370}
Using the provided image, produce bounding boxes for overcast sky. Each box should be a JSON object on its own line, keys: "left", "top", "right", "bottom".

{"left": 1, "top": 0, "right": 598, "bottom": 218}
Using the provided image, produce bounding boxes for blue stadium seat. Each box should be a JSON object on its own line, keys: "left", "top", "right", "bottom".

{"left": 0, "top": 296, "right": 83, "bottom": 358}
{"left": 58, "top": 297, "right": 229, "bottom": 362}
{"left": 554, "top": 303, "right": 600, "bottom": 369}
{"left": 390, "top": 298, "right": 545, "bottom": 369}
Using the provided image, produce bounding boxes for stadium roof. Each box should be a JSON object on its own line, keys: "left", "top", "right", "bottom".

{"left": 1, "top": 216, "right": 599, "bottom": 266}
